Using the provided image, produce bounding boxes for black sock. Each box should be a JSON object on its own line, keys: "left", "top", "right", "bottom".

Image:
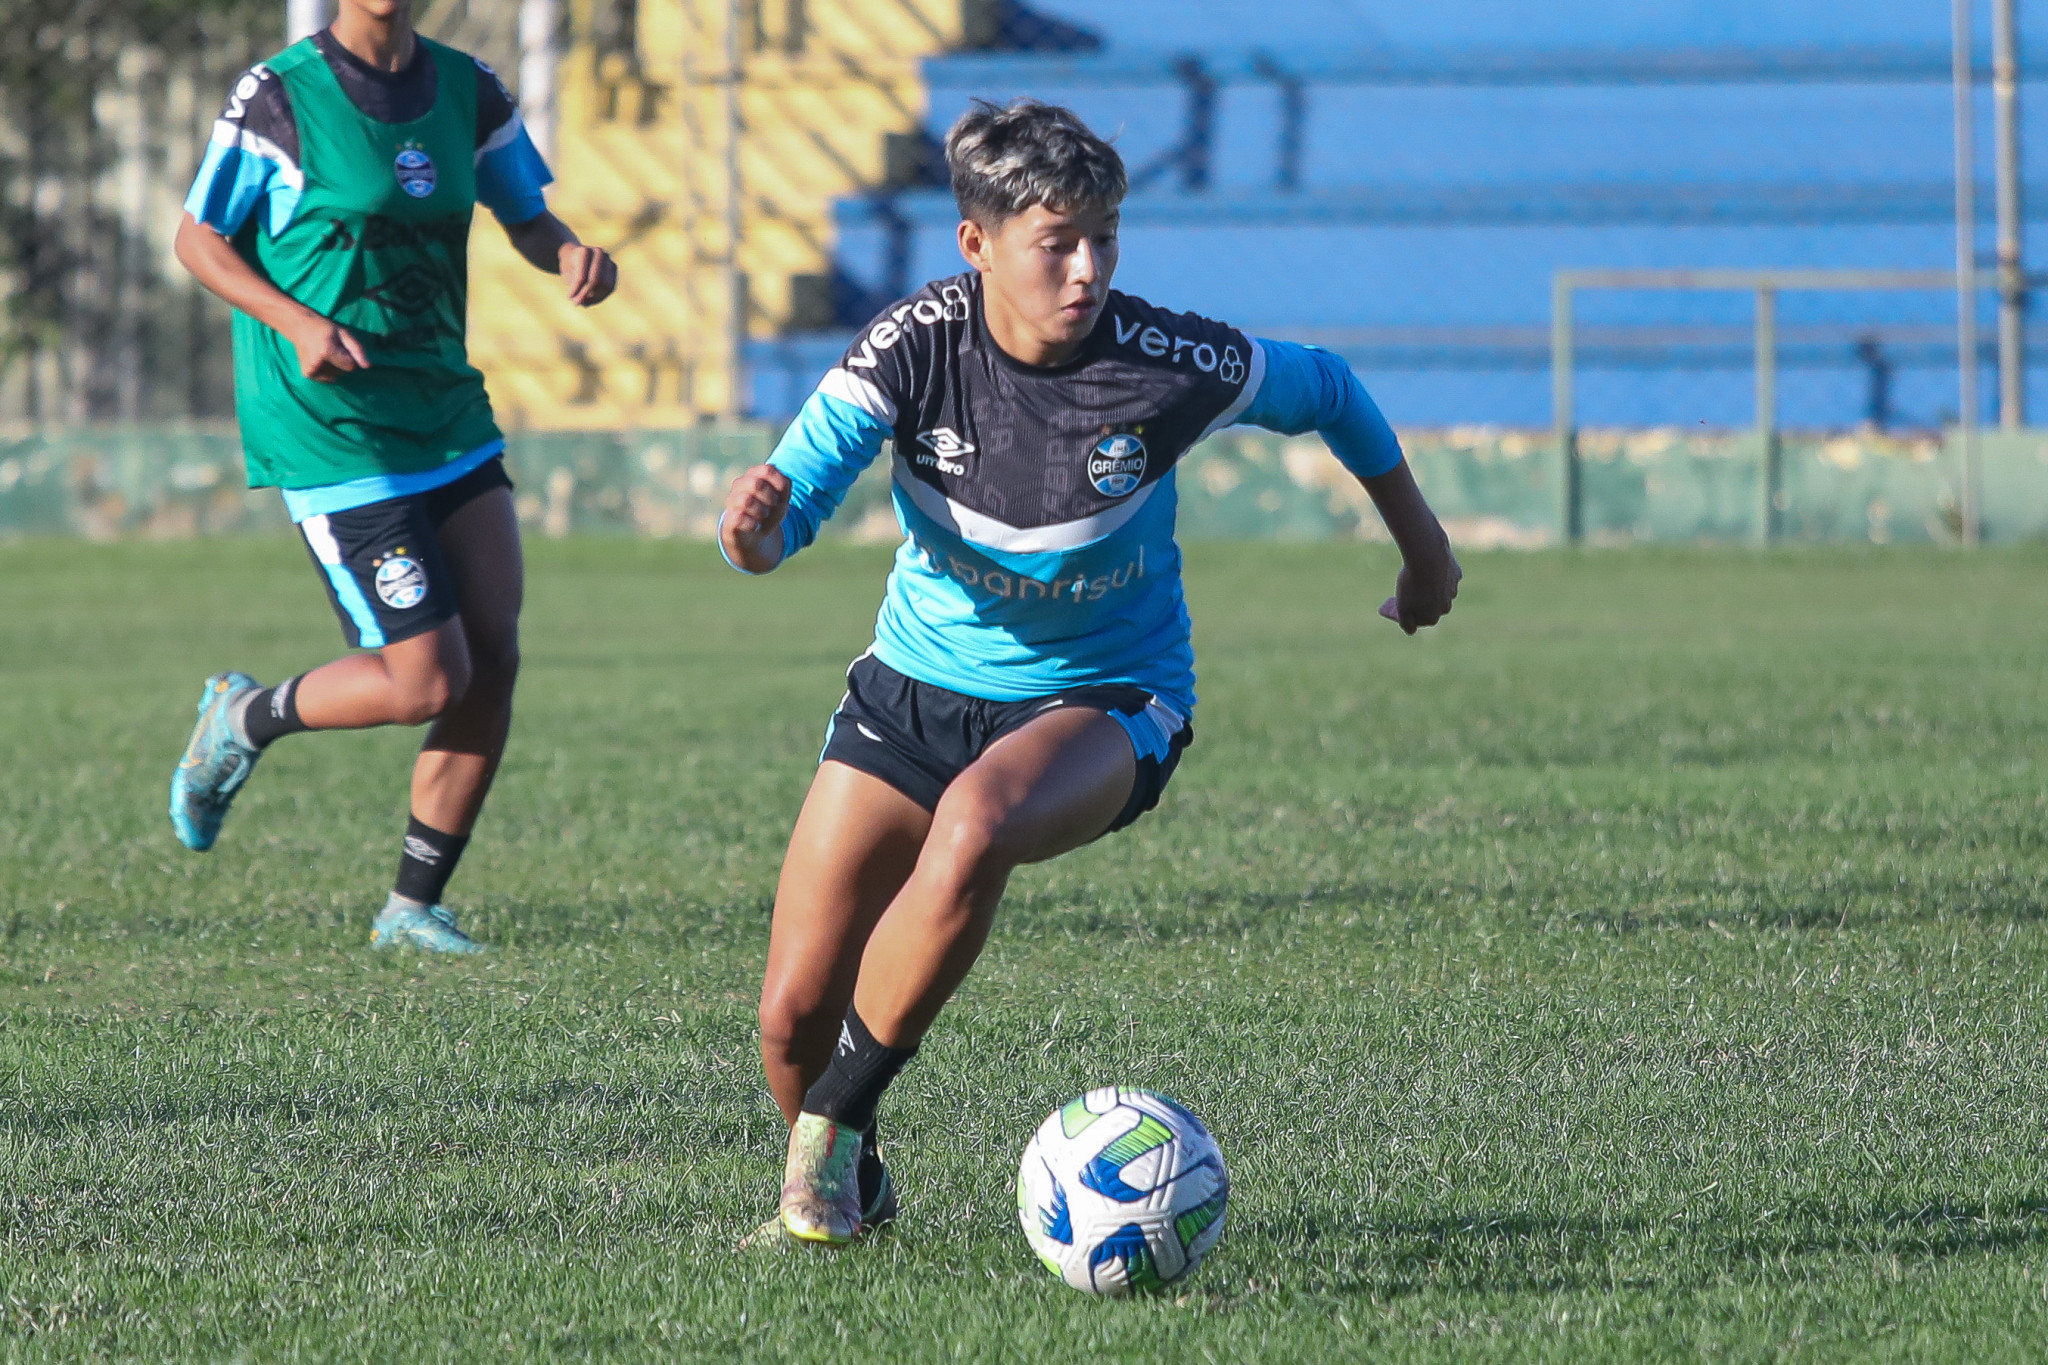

{"left": 801, "top": 1006, "right": 917, "bottom": 1133}
{"left": 392, "top": 816, "right": 470, "bottom": 907}
{"left": 239, "top": 675, "right": 309, "bottom": 748}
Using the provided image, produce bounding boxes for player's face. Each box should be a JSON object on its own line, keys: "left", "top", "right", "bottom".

{"left": 963, "top": 203, "right": 1120, "bottom": 363}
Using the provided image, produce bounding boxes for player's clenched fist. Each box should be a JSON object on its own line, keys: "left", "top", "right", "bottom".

{"left": 285, "top": 313, "right": 370, "bottom": 383}
{"left": 1378, "top": 551, "right": 1462, "bottom": 635}
{"left": 557, "top": 242, "right": 617, "bottom": 307}
{"left": 721, "top": 465, "right": 793, "bottom": 573}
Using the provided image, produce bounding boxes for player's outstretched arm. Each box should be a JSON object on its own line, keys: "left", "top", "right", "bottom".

{"left": 501, "top": 211, "right": 617, "bottom": 307}
{"left": 1362, "top": 461, "right": 1461, "bottom": 634}
{"left": 1236, "top": 336, "right": 1460, "bottom": 634}
{"left": 721, "top": 466, "right": 793, "bottom": 574}
{"left": 173, "top": 212, "right": 369, "bottom": 382}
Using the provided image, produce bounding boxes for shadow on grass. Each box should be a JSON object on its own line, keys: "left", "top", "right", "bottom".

{"left": 0, "top": 1075, "right": 767, "bottom": 1142}
{"left": 479, "top": 897, "right": 773, "bottom": 950}
{"left": 1232, "top": 1197, "right": 2048, "bottom": 1299}
{"left": 1000, "top": 871, "right": 2048, "bottom": 942}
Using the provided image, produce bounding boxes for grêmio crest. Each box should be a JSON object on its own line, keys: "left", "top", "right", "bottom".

{"left": 1087, "top": 433, "right": 1147, "bottom": 498}
{"left": 393, "top": 141, "right": 437, "bottom": 198}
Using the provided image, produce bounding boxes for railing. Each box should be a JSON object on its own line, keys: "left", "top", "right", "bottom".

{"left": 1550, "top": 268, "right": 1963, "bottom": 546}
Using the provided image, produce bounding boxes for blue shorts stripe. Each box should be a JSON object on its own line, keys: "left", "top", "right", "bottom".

{"left": 1110, "top": 699, "right": 1183, "bottom": 765}
{"left": 323, "top": 563, "right": 386, "bottom": 648}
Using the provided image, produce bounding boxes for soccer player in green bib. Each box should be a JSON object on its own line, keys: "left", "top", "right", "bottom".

{"left": 169, "top": 0, "right": 616, "bottom": 952}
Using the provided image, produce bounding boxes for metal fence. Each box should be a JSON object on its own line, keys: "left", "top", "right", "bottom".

{"left": 0, "top": 1, "right": 2030, "bottom": 525}
{"left": 0, "top": 0, "right": 277, "bottom": 424}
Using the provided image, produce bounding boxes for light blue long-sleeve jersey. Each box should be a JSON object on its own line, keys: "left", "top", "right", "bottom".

{"left": 732, "top": 292, "right": 1401, "bottom": 716}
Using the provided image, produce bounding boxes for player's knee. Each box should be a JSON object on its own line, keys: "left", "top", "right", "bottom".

{"left": 466, "top": 638, "right": 520, "bottom": 700}
{"left": 390, "top": 682, "right": 449, "bottom": 726}
{"left": 757, "top": 995, "right": 797, "bottom": 1055}
{"left": 758, "top": 982, "right": 834, "bottom": 1058}
{"left": 391, "top": 659, "right": 467, "bottom": 725}
{"left": 481, "top": 639, "right": 521, "bottom": 681}
{"left": 923, "top": 795, "right": 1021, "bottom": 892}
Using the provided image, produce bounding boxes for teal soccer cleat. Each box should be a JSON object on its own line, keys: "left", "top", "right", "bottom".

{"left": 169, "top": 671, "right": 264, "bottom": 852}
{"left": 370, "top": 895, "right": 487, "bottom": 954}
{"left": 862, "top": 1157, "right": 899, "bottom": 1231}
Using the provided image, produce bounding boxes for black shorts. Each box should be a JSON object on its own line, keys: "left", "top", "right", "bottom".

{"left": 295, "top": 458, "right": 513, "bottom": 649}
{"left": 820, "top": 654, "right": 1194, "bottom": 834}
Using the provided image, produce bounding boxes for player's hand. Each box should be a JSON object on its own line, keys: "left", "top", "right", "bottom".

{"left": 1378, "top": 551, "right": 1462, "bottom": 635}
{"left": 285, "top": 313, "right": 369, "bottom": 382}
{"left": 559, "top": 242, "right": 617, "bottom": 307}
{"left": 722, "top": 465, "right": 792, "bottom": 573}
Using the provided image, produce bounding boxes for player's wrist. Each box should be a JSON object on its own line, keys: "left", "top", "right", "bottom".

{"left": 272, "top": 303, "right": 328, "bottom": 343}
{"left": 1397, "top": 529, "right": 1454, "bottom": 581}
{"left": 719, "top": 514, "right": 784, "bottom": 574}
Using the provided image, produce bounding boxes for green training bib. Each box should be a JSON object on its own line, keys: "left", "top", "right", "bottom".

{"left": 232, "top": 36, "right": 502, "bottom": 490}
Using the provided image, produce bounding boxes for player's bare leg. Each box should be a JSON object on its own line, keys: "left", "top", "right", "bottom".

{"left": 173, "top": 487, "right": 523, "bottom": 954}
{"left": 852, "top": 707, "right": 1134, "bottom": 1045}
{"left": 756, "top": 764, "right": 928, "bottom": 1242}
{"left": 759, "top": 762, "right": 932, "bottom": 1123}
{"left": 168, "top": 586, "right": 475, "bottom": 856}
{"left": 405, "top": 485, "right": 523, "bottom": 837}
{"left": 366, "top": 487, "right": 522, "bottom": 951}
{"left": 774, "top": 707, "right": 1135, "bottom": 1244}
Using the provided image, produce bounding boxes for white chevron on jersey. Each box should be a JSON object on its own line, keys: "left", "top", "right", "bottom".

{"left": 890, "top": 452, "right": 1160, "bottom": 553}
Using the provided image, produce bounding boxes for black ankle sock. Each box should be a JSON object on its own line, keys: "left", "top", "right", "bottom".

{"left": 392, "top": 816, "right": 470, "bottom": 907}
{"left": 240, "top": 675, "right": 309, "bottom": 748}
{"left": 801, "top": 1006, "right": 917, "bottom": 1133}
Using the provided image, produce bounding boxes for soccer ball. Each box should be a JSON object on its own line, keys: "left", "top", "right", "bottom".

{"left": 1016, "top": 1087, "right": 1229, "bottom": 1295}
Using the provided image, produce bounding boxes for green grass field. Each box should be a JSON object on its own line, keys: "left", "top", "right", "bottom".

{"left": 4, "top": 537, "right": 2048, "bottom": 1362}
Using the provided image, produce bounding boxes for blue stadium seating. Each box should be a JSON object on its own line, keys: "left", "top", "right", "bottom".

{"left": 748, "top": 1, "right": 2048, "bottom": 430}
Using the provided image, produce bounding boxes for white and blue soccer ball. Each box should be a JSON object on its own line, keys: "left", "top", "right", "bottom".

{"left": 1017, "top": 1087, "right": 1229, "bottom": 1295}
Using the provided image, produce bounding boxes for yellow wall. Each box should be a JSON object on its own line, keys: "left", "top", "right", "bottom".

{"left": 467, "top": 0, "right": 985, "bottom": 430}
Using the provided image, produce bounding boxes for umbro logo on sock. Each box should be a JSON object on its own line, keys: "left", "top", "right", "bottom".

{"left": 403, "top": 835, "right": 442, "bottom": 865}
{"left": 837, "top": 1022, "right": 855, "bottom": 1056}
{"left": 271, "top": 676, "right": 295, "bottom": 720}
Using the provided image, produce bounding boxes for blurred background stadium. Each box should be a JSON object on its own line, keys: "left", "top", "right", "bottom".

{"left": 6, "top": 0, "right": 2048, "bottom": 545}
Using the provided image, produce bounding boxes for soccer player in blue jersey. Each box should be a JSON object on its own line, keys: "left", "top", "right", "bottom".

{"left": 168, "top": 0, "right": 614, "bottom": 952}
{"left": 723, "top": 100, "right": 1461, "bottom": 1243}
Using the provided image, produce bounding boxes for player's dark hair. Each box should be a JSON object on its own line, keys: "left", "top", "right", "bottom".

{"left": 944, "top": 98, "right": 1126, "bottom": 227}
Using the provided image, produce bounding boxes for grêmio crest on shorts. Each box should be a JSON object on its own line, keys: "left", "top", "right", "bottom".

{"left": 838, "top": 272, "right": 1255, "bottom": 536}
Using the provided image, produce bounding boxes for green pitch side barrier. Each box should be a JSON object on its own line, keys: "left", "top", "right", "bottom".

{"left": 1191, "top": 429, "right": 1990, "bottom": 548}
{"left": 0, "top": 425, "right": 781, "bottom": 542}
{"left": 6, "top": 422, "right": 2047, "bottom": 546}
